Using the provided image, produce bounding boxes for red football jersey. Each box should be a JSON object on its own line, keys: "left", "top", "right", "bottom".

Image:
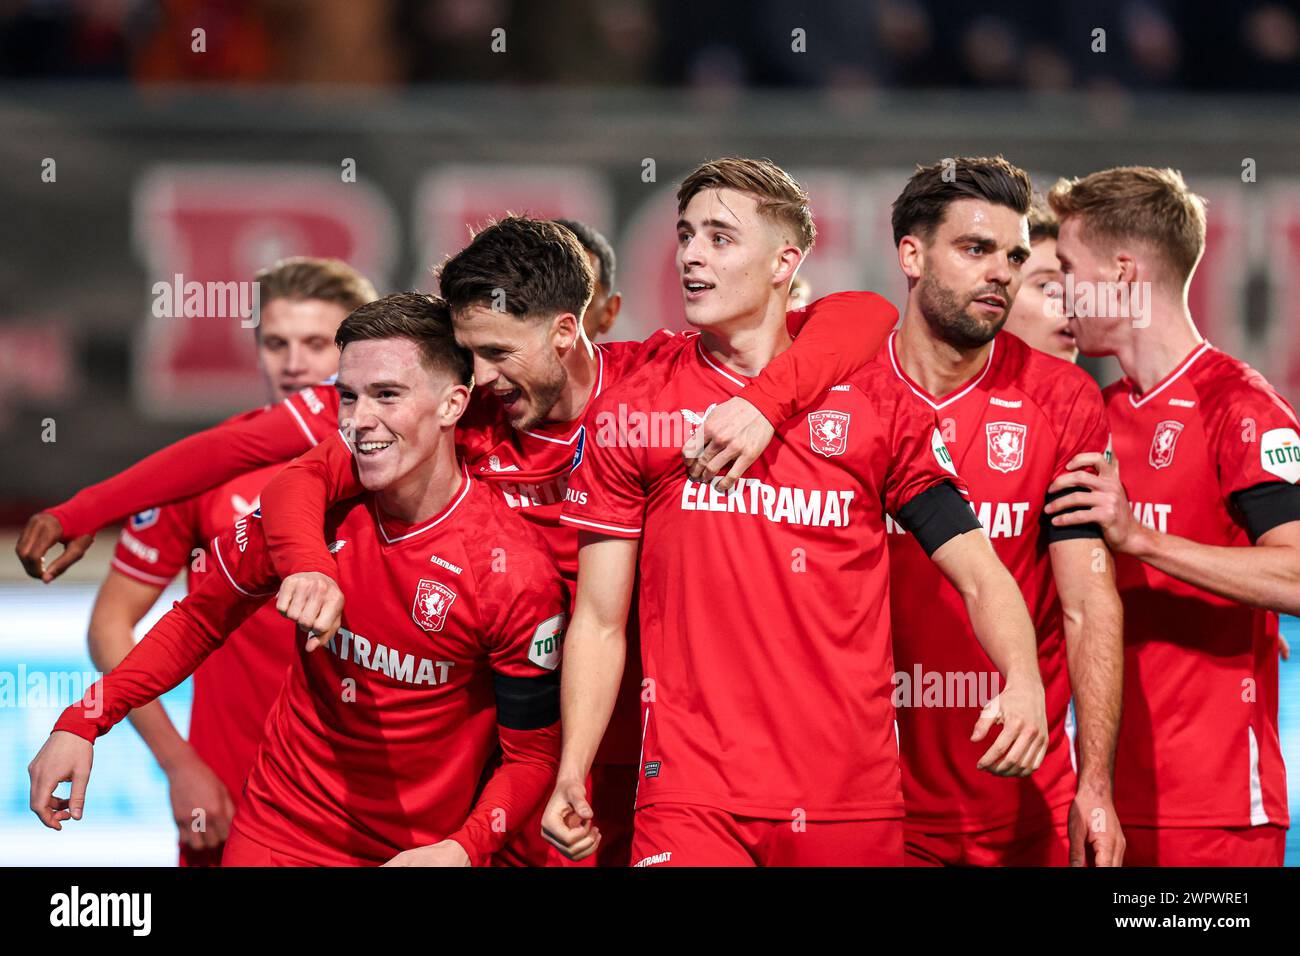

{"left": 879, "top": 331, "right": 1110, "bottom": 832}
{"left": 1105, "top": 342, "right": 1293, "bottom": 828}
{"left": 561, "top": 333, "right": 964, "bottom": 820}
{"left": 111, "top": 464, "right": 296, "bottom": 803}
{"left": 263, "top": 294, "right": 899, "bottom": 767}
{"left": 276, "top": 338, "right": 672, "bottom": 766}
{"left": 212, "top": 472, "right": 569, "bottom": 864}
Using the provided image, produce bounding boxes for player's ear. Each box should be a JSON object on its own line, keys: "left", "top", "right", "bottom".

{"left": 550, "top": 311, "right": 580, "bottom": 353}
{"left": 599, "top": 293, "right": 622, "bottom": 335}
{"left": 1115, "top": 251, "right": 1138, "bottom": 285}
{"left": 442, "top": 381, "right": 471, "bottom": 425}
{"left": 898, "top": 237, "right": 923, "bottom": 281}
{"left": 772, "top": 244, "right": 803, "bottom": 288}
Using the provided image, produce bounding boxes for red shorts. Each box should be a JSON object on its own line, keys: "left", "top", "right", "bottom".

{"left": 904, "top": 817, "right": 1069, "bottom": 867}
{"left": 1123, "top": 825, "right": 1286, "bottom": 867}
{"left": 221, "top": 823, "right": 325, "bottom": 867}
{"left": 630, "top": 803, "right": 904, "bottom": 866}
{"left": 179, "top": 842, "right": 226, "bottom": 867}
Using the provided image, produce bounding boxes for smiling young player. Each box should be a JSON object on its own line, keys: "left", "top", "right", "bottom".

{"left": 29, "top": 295, "right": 569, "bottom": 867}
{"left": 249, "top": 214, "right": 898, "bottom": 866}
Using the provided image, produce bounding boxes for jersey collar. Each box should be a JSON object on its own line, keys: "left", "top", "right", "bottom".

{"left": 371, "top": 462, "right": 473, "bottom": 544}
{"left": 886, "top": 330, "right": 997, "bottom": 410}
{"left": 1126, "top": 341, "right": 1212, "bottom": 408}
{"left": 695, "top": 338, "right": 749, "bottom": 390}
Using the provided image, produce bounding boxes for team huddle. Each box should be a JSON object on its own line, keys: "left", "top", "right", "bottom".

{"left": 23, "top": 154, "right": 1298, "bottom": 868}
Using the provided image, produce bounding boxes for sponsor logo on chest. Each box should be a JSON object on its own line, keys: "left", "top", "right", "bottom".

{"left": 680, "top": 477, "right": 855, "bottom": 528}
{"left": 324, "top": 626, "right": 455, "bottom": 686}
{"left": 1130, "top": 501, "right": 1173, "bottom": 532}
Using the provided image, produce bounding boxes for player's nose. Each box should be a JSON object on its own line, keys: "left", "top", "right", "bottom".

{"left": 351, "top": 395, "right": 382, "bottom": 430}
{"left": 988, "top": 254, "right": 1014, "bottom": 286}
{"left": 473, "top": 355, "right": 499, "bottom": 387}
{"left": 680, "top": 234, "right": 706, "bottom": 268}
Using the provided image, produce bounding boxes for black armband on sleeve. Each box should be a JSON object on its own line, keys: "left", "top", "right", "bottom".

{"left": 493, "top": 671, "right": 560, "bottom": 731}
{"left": 1040, "top": 486, "right": 1103, "bottom": 543}
{"left": 1230, "top": 481, "right": 1300, "bottom": 543}
{"left": 894, "top": 481, "right": 981, "bottom": 557}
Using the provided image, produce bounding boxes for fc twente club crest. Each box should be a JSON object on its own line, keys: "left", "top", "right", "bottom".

{"left": 808, "top": 410, "right": 850, "bottom": 458}
{"left": 985, "top": 421, "right": 1027, "bottom": 473}
{"left": 412, "top": 579, "right": 457, "bottom": 633}
{"left": 1149, "top": 420, "right": 1185, "bottom": 470}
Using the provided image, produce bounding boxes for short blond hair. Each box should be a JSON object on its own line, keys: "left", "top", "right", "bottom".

{"left": 1048, "top": 167, "right": 1207, "bottom": 282}
{"left": 1027, "top": 194, "right": 1059, "bottom": 244}
{"left": 254, "top": 257, "right": 377, "bottom": 311}
{"left": 677, "top": 157, "right": 816, "bottom": 251}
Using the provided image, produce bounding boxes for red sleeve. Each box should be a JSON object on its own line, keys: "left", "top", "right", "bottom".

{"left": 109, "top": 499, "right": 200, "bottom": 588}
{"left": 448, "top": 722, "right": 560, "bottom": 866}
{"left": 883, "top": 391, "right": 969, "bottom": 517}
{"left": 448, "top": 529, "right": 568, "bottom": 866}
{"left": 1050, "top": 376, "right": 1111, "bottom": 481}
{"left": 52, "top": 519, "right": 278, "bottom": 743}
{"left": 1214, "top": 387, "right": 1300, "bottom": 499}
{"left": 47, "top": 388, "right": 338, "bottom": 539}
{"left": 559, "top": 393, "right": 647, "bottom": 539}
{"left": 260, "top": 432, "right": 363, "bottom": 580}
{"left": 743, "top": 291, "right": 899, "bottom": 427}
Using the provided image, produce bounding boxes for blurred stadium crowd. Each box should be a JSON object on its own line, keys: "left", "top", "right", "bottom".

{"left": 2, "top": 0, "right": 1299, "bottom": 92}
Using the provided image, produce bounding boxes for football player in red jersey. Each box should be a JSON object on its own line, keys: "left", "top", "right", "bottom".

{"left": 1002, "top": 199, "right": 1077, "bottom": 363}
{"left": 30, "top": 294, "right": 569, "bottom": 867}
{"left": 879, "top": 158, "right": 1125, "bottom": 867}
{"left": 553, "top": 219, "right": 623, "bottom": 341}
{"left": 17, "top": 211, "right": 897, "bottom": 864}
{"left": 1045, "top": 167, "right": 1298, "bottom": 866}
{"left": 543, "top": 157, "right": 1048, "bottom": 867}
{"left": 86, "top": 258, "right": 375, "bottom": 866}
{"left": 253, "top": 216, "right": 895, "bottom": 867}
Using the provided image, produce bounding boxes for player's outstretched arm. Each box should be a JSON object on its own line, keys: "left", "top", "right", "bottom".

{"left": 1049, "top": 537, "right": 1125, "bottom": 867}
{"left": 685, "top": 291, "right": 899, "bottom": 491}
{"left": 15, "top": 400, "right": 327, "bottom": 582}
{"left": 89, "top": 571, "right": 236, "bottom": 851}
{"left": 540, "top": 533, "right": 637, "bottom": 861}
{"left": 32, "top": 518, "right": 279, "bottom": 832}
{"left": 929, "top": 527, "right": 1048, "bottom": 778}
{"left": 29, "top": 584, "right": 252, "bottom": 830}
{"left": 1048, "top": 452, "right": 1300, "bottom": 616}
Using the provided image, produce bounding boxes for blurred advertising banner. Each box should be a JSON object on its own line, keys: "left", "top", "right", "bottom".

{"left": 4, "top": 87, "right": 1300, "bottom": 498}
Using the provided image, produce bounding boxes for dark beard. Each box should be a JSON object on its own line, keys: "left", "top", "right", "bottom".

{"left": 918, "top": 273, "right": 1008, "bottom": 349}
{"left": 513, "top": 361, "right": 568, "bottom": 431}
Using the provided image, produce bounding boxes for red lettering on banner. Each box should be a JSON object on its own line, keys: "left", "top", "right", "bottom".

{"left": 413, "top": 165, "right": 611, "bottom": 290}
{"left": 133, "top": 166, "right": 396, "bottom": 416}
